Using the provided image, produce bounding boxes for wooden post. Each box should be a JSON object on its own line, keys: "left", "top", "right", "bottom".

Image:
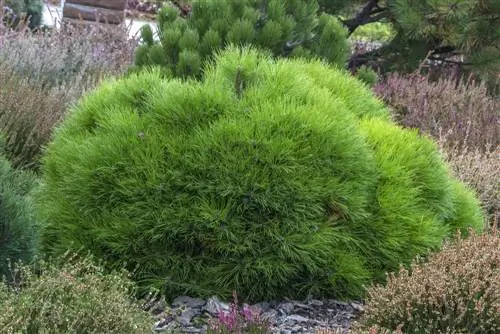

{"left": 62, "top": 0, "right": 126, "bottom": 25}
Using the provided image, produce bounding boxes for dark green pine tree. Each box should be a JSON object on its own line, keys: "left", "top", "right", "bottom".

{"left": 3, "top": 0, "right": 43, "bottom": 29}
{"left": 318, "top": 0, "right": 499, "bottom": 81}
{"left": 134, "top": 0, "right": 350, "bottom": 78}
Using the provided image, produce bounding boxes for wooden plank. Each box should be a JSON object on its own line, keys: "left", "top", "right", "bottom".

{"left": 61, "top": 17, "right": 122, "bottom": 29}
{"left": 63, "top": 3, "right": 124, "bottom": 24}
{"left": 64, "top": 0, "right": 126, "bottom": 11}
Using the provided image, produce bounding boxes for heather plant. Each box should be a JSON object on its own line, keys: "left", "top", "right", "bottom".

{"left": 134, "top": 0, "right": 349, "bottom": 78}
{"left": 373, "top": 72, "right": 499, "bottom": 152}
{"left": 0, "top": 64, "right": 70, "bottom": 169}
{"left": 35, "top": 47, "right": 483, "bottom": 302}
{"left": 0, "top": 22, "right": 136, "bottom": 89}
{"left": 354, "top": 229, "right": 500, "bottom": 333}
{"left": 207, "top": 291, "right": 269, "bottom": 334}
{"left": 0, "top": 144, "right": 37, "bottom": 279}
{"left": 439, "top": 133, "right": 499, "bottom": 226}
{"left": 0, "top": 253, "right": 153, "bottom": 333}
{"left": 0, "top": 20, "right": 136, "bottom": 169}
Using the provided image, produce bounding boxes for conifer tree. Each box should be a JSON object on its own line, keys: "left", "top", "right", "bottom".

{"left": 134, "top": 0, "right": 349, "bottom": 78}
{"left": 319, "top": 0, "right": 499, "bottom": 79}
{"left": 3, "top": 0, "right": 43, "bottom": 29}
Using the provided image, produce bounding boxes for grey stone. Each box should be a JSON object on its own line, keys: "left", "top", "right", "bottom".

{"left": 146, "top": 294, "right": 360, "bottom": 334}
{"left": 153, "top": 319, "right": 177, "bottom": 332}
{"left": 278, "top": 302, "right": 295, "bottom": 314}
{"left": 350, "top": 301, "right": 364, "bottom": 313}
{"left": 180, "top": 326, "right": 203, "bottom": 333}
{"left": 172, "top": 296, "right": 206, "bottom": 309}
{"left": 262, "top": 309, "right": 279, "bottom": 324}
{"left": 294, "top": 302, "right": 314, "bottom": 310}
{"left": 202, "top": 296, "right": 230, "bottom": 316}
{"left": 286, "top": 314, "right": 310, "bottom": 323}
{"left": 253, "top": 301, "right": 272, "bottom": 312}
{"left": 330, "top": 299, "right": 349, "bottom": 307}
{"left": 308, "top": 299, "right": 324, "bottom": 307}
{"left": 178, "top": 308, "right": 198, "bottom": 326}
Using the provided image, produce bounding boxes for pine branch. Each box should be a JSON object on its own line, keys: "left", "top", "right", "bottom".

{"left": 428, "top": 55, "right": 473, "bottom": 66}
{"left": 342, "top": 0, "right": 390, "bottom": 35}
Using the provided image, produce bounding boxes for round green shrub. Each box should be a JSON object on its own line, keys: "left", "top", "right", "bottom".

{"left": 0, "top": 142, "right": 38, "bottom": 279}
{"left": 36, "top": 47, "right": 483, "bottom": 302}
{"left": 358, "top": 119, "right": 484, "bottom": 277}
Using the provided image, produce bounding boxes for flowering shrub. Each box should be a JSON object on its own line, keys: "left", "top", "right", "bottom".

{"left": 0, "top": 17, "right": 136, "bottom": 170}
{"left": 208, "top": 291, "right": 269, "bottom": 334}
{"left": 0, "top": 253, "right": 153, "bottom": 333}
{"left": 438, "top": 133, "right": 499, "bottom": 227}
{"left": 373, "top": 73, "right": 499, "bottom": 152}
{"left": 354, "top": 228, "right": 500, "bottom": 333}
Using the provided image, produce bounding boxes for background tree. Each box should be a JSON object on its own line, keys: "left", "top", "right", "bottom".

{"left": 151, "top": 1, "right": 499, "bottom": 88}
{"left": 320, "top": 0, "right": 499, "bottom": 84}
{"left": 134, "top": 0, "right": 349, "bottom": 78}
{"left": 3, "top": 0, "right": 43, "bottom": 30}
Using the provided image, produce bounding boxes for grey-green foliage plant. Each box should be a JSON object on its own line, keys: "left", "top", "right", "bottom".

{"left": 0, "top": 254, "right": 153, "bottom": 333}
{"left": 0, "top": 137, "right": 38, "bottom": 279}
{"left": 36, "top": 46, "right": 484, "bottom": 303}
{"left": 134, "top": 0, "right": 349, "bottom": 78}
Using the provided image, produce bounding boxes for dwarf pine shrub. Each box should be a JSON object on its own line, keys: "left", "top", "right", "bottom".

{"left": 0, "top": 143, "right": 37, "bottom": 279}
{"left": 36, "top": 47, "right": 483, "bottom": 302}
{"left": 358, "top": 119, "right": 485, "bottom": 277}
{"left": 355, "top": 229, "right": 499, "bottom": 333}
{"left": 0, "top": 254, "right": 153, "bottom": 333}
{"left": 134, "top": 0, "right": 349, "bottom": 78}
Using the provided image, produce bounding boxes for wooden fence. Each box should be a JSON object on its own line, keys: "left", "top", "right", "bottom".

{"left": 62, "top": 0, "right": 126, "bottom": 25}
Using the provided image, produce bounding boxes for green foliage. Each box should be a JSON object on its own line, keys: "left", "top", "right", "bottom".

{"left": 0, "top": 254, "right": 153, "bottom": 333}
{"left": 0, "top": 142, "right": 38, "bottom": 279}
{"left": 23, "top": 0, "right": 42, "bottom": 29}
{"left": 2, "top": 0, "right": 42, "bottom": 29}
{"left": 382, "top": 0, "right": 499, "bottom": 76}
{"left": 135, "top": 0, "right": 349, "bottom": 78}
{"left": 349, "top": 22, "right": 396, "bottom": 43}
{"left": 36, "top": 47, "right": 483, "bottom": 302}
{"left": 358, "top": 119, "right": 484, "bottom": 278}
{"left": 354, "top": 65, "right": 378, "bottom": 87}
{"left": 447, "top": 180, "right": 485, "bottom": 233}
